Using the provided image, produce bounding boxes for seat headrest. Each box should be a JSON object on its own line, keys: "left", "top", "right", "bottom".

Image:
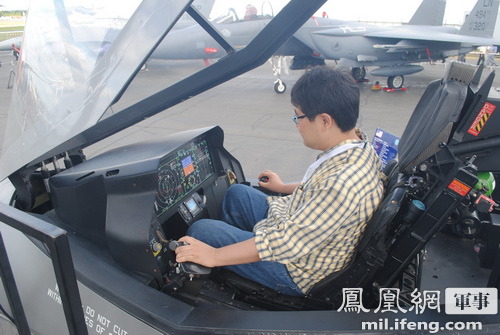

{"left": 398, "top": 61, "right": 477, "bottom": 173}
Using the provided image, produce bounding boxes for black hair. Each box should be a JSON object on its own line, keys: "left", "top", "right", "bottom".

{"left": 290, "top": 66, "right": 359, "bottom": 132}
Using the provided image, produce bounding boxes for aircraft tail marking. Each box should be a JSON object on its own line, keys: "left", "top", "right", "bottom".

{"left": 459, "top": 0, "right": 499, "bottom": 37}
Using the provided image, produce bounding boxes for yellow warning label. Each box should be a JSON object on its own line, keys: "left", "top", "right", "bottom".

{"left": 467, "top": 102, "right": 495, "bottom": 136}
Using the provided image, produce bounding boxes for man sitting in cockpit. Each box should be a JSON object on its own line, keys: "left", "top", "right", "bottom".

{"left": 175, "top": 66, "right": 384, "bottom": 296}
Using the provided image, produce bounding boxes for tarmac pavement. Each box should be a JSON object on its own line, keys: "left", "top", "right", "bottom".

{"left": 0, "top": 52, "right": 499, "bottom": 183}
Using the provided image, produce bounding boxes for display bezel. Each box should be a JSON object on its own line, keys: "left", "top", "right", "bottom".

{"left": 154, "top": 135, "right": 218, "bottom": 221}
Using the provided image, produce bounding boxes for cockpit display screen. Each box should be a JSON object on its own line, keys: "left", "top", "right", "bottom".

{"left": 154, "top": 138, "right": 214, "bottom": 217}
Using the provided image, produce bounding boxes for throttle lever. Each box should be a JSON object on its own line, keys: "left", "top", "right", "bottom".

{"left": 168, "top": 240, "right": 187, "bottom": 250}
{"left": 168, "top": 240, "right": 211, "bottom": 276}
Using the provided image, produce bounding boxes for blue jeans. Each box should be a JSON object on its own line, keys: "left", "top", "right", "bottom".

{"left": 187, "top": 184, "right": 303, "bottom": 296}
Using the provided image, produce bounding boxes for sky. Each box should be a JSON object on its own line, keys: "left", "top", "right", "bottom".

{"left": 0, "top": 0, "right": 28, "bottom": 11}
{"left": 0, "top": 0, "right": 482, "bottom": 26}
{"left": 210, "top": 0, "right": 480, "bottom": 26}
{"left": 316, "top": 0, "right": 478, "bottom": 25}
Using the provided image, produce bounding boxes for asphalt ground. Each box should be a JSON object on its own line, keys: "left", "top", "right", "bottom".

{"left": 0, "top": 52, "right": 499, "bottom": 183}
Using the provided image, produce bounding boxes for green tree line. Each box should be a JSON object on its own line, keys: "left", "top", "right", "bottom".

{"left": 0, "top": 10, "right": 27, "bottom": 17}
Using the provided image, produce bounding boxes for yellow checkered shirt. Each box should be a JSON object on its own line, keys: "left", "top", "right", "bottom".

{"left": 254, "top": 132, "right": 384, "bottom": 293}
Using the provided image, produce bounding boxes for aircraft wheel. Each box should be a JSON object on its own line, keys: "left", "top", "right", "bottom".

{"left": 387, "top": 75, "right": 404, "bottom": 89}
{"left": 351, "top": 67, "right": 366, "bottom": 81}
{"left": 274, "top": 80, "right": 286, "bottom": 94}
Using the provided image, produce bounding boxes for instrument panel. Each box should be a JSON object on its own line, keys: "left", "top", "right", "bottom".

{"left": 154, "top": 138, "right": 215, "bottom": 218}
{"left": 49, "top": 126, "right": 245, "bottom": 284}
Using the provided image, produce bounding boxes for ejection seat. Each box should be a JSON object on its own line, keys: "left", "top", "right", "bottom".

{"left": 303, "top": 60, "right": 489, "bottom": 308}
{"left": 188, "top": 61, "right": 493, "bottom": 311}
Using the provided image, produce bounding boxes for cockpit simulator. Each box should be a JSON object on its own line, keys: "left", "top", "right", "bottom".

{"left": 0, "top": 1, "right": 499, "bottom": 334}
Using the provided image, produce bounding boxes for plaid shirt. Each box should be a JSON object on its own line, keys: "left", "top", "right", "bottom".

{"left": 254, "top": 130, "right": 384, "bottom": 293}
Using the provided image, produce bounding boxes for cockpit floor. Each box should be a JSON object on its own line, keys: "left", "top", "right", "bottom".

{"left": 421, "top": 231, "right": 493, "bottom": 303}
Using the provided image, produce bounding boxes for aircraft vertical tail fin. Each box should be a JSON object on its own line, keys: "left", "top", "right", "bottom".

{"left": 408, "top": 0, "right": 446, "bottom": 26}
{"left": 191, "top": 0, "right": 216, "bottom": 18}
{"left": 459, "top": 0, "right": 499, "bottom": 37}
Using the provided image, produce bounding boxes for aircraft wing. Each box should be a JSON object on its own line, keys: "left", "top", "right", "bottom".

{"left": 311, "top": 26, "right": 500, "bottom": 53}
{"left": 361, "top": 27, "right": 500, "bottom": 46}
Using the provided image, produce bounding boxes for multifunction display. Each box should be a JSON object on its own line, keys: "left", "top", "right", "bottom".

{"left": 154, "top": 138, "right": 214, "bottom": 217}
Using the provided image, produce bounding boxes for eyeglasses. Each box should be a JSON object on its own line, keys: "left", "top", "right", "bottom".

{"left": 292, "top": 114, "right": 307, "bottom": 124}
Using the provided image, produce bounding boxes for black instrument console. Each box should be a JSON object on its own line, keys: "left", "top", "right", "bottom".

{"left": 49, "top": 126, "right": 244, "bottom": 285}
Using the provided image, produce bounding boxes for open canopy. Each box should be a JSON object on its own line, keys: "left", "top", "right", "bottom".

{"left": 0, "top": 0, "right": 326, "bottom": 181}
{"left": 0, "top": 0, "right": 190, "bottom": 179}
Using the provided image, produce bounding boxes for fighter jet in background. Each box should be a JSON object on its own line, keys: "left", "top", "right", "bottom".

{"left": 0, "top": 36, "right": 21, "bottom": 52}
{"left": 0, "top": 0, "right": 216, "bottom": 53}
{"left": 152, "top": 0, "right": 499, "bottom": 91}
{"left": 307, "top": 0, "right": 500, "bottom": 89}
{"left": 3, "top": 0, "right": 497, "bottom": 91}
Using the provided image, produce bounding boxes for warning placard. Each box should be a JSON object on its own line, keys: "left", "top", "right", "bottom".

{"left": 467, "top": 102, "right": 495, "bottom": 136}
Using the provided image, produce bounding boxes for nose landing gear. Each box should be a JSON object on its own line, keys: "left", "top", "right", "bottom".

{"left": 274, "top": 79, "right": 286, "bottom": 94}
